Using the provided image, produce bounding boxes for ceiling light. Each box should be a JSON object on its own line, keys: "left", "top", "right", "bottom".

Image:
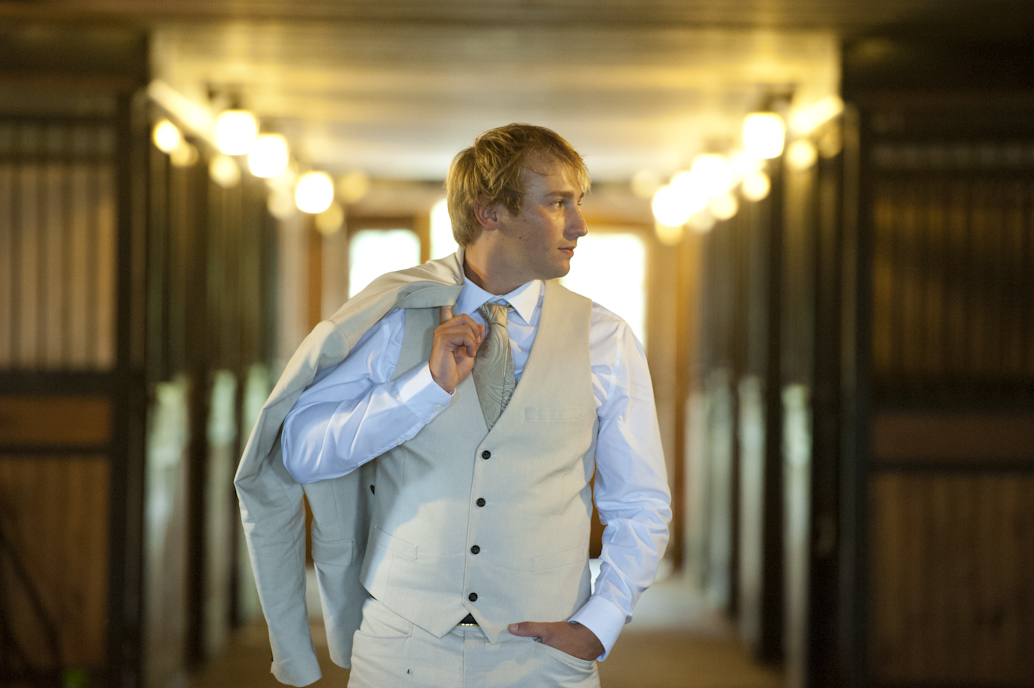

{"left": 787, "top": 139, "right": 818, "bottom": 170}
{"left": 654, "top": 221, "right": 684, "bottom": 246}
{"left": 209, "top": 155, "right": 241, "bottom": 188}
{"left": 742, "top": 170, "right": 771, "bottom": 202}
{"left": 668, "top": 172, "right": 710, "bottom": 211}
{"left": 690, "top": 154, "right": 733, "bottom": 197}
{"left": 170, "top": 142, "right": 198, "bottom": 168}
{"left": 652, "top": 184, "right": 701, "bottom": 227}
{"left": 743, "top": 112, "right": 785, "bottom": 159}
{"left": 296, "top": 171, "right": 335, "bottom": 214}
{"left": 215, "top": 109, "right": 258, "bottom": 156}
{"left": 789, "top": 96, "right": 844, "bottom": 136}
{"left": 708, "top": 193, "right": 739, "bottom": 221}
{"left": 248, "top": 134, "right": 289, "bottom": 178}
{"left": 152, "top": 119, "right": 182, "bottom": 154}
{"left": 729, "top": 150, "right": 765, "bottom": 182}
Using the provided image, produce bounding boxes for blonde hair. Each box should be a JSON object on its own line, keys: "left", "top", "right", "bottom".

{"left": 446, "top": 123, "right": 589, "bottom": 247}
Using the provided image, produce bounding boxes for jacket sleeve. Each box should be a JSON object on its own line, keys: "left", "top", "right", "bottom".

{"left": 236, "top": 435, "right": 322, "bottom": 686}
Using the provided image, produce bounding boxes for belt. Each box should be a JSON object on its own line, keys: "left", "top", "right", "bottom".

{"left": 458, "top": 613, "right": 479, "bottom": 627}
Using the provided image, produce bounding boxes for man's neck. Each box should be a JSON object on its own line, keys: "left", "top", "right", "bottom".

{"left": 462, "top": 246, "right": 525, "bottom": 295}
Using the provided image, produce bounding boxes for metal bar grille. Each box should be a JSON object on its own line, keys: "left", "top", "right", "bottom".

{"left": 870, "top": 141, "right": 1034, "bottom": 400}
{"left": 0, "top": 120, "right": 117, "bottom": 372}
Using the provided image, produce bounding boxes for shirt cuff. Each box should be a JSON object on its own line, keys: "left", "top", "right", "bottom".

{"left": 568, "top": 595, "right": 627, "bottom": 661}
{"left": 395, "top": 363, "right": 452, "bottom": 422}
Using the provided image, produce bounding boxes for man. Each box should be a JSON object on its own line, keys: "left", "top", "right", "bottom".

{"left": 236, "top": 124, "right": 670, "bottom": 687}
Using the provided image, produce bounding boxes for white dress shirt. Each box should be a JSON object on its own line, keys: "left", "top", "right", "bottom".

{"left": 283, "top": 279, "right": 671, "bottom": 660}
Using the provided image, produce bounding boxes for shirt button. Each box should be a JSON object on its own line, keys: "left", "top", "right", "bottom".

{"left": 468, "top": 592, "right": 478, "bottom": 602}
{"left": 476, "top": 498, "right": 486, "bottom": 507}
{"left": 481, "top": 450, "right": 491, "bottom": 460}
{"left": 434, "top": 404, "right": 443, "bottom": 411}
{"left": 470, "top": 545, "right": 480, "bottom": 555}
{"left": 396, "top": 439, "right": 403, "bottom": 445}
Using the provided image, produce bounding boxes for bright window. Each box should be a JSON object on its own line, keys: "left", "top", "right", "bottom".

{"left": 430, "top": 197, "right": 459, "bottom": 260}
{"left": 348, "top": 229, "right": 421, "bottom": 298}
{"left": 560, "top": 233, "right": 647, "bottom": 348}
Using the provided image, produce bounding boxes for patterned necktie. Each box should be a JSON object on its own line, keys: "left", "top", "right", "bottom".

{"left": 473, "top": 302, "right": 516, "bottom": 431}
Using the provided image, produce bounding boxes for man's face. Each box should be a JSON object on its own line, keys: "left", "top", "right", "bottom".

{"left": 492, "top": 155, "right": 588, "bottom": 284}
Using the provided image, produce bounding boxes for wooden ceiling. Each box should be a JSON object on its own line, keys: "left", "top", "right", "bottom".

{"left": 1, "top": 0, "right": 1027, "bottom": 181}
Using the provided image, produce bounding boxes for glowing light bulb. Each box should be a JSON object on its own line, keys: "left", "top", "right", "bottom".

{"left": 169, "top": 142, "right": 198, "bottom": 168}
{"left": 668, "top": 173, "right": 709, "bottom": 213}
{"left": 651, "top": 184, "right": 695, "bottom": 227}
{"left": 743, "top": 112, "right": 785, "bottom": 159}
{"left": 742, "top": 170, "right": 771, "bottom": 202}
{"left": 209, "top": 154, "right": 241, "bottom": 188}
{"left": 153, "top": 120, "right": 182, "bottom": 154}
{"left": 215, "top": 109, "right": 258, "bottom": 156}
{"left": 708, "top": 193, "right": 739, "bottom": 220}
{"left": 654, "top": 221, "right": 684, "bottom": 246}
{"left": 248, "top": 134, "right": 289, "bottom": 178}
{"left": 789, "top": 96, "right": 844, "bottom": 136}
{"left": 295, "top": 171, "right": 335, "bottom": 214}
{"left": 787, "top": 139, "right": 818, "bottom": 170}
{"left": 690, "top": 154, "right": 733, "bottom": 197}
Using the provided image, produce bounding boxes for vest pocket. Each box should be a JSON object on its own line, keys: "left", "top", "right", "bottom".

{"left": 531, "top": 545, "right": 587, "bottom": 571}
{"left": 311, "top": 536, "right": 355, "bottom": 568}
{"left": 370, "top": 525, "right": 418, "bottom": 560}
{"left": 524, "top": 406, "right": 585, "bottom": 421}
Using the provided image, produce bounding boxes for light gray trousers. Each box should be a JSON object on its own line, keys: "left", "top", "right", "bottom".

{"left": 347, "top": 598, "right": 601, "bottom": 688}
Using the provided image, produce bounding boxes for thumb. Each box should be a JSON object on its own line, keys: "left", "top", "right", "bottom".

{"left": 508, "top": 621, "right": 544, "bottom": 638}
{"left": 439, "top": 305, "right": 453, "bottom": 323}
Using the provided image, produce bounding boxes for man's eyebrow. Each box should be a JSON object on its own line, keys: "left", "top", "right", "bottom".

{"left": 548, "top": 189, "right": 582, "bottom": 199}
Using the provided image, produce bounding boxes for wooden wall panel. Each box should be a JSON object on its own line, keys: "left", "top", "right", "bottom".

{"left": 0, "top": 396, "right": 111, "bottom": 448}
{"left": 870, "top": 473, "right": 1034, "bottom": 685}
{"left": 872, "top": 411, "right": 1034, "bottom": 465}
{"left": 0, "top": 456, "right": 110, "bottom": 668}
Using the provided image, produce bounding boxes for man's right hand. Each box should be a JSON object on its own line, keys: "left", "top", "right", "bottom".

{"left": 430, "top": 306, "right": 484, "bottom": 393}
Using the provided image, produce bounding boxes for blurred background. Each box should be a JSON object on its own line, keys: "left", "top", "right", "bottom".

{"left": 1, "top": 2, "right": 1033, "bottom": 687}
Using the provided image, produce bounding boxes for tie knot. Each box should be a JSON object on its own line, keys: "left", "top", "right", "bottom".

{"left": 478, "top": 301, "right": 510, "bottom": 326}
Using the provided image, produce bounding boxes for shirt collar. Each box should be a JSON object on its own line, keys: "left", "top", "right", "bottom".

{"left": 456, "top": 279, "right": 542, "bottom": 325}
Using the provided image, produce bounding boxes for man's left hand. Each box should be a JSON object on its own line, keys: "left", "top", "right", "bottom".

{"left": 507, "top": 620, "right": 604, "bottom": 661}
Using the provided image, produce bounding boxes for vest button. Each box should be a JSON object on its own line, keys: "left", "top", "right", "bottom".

{"left": 476, "top": 498, "right": 486, "bottom": 507}
{"left": 481, "top": 450, "right": 491, "bottom": 460}
{"left": 470, "top": 545, "right": 480, "bottom": 555}
{"left": 469, "top": 592, "right": 478, "bottom": 602}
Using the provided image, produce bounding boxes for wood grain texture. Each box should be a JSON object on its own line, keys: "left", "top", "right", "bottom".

{"left": 872, "top": 411, "right": 1034, "bottom": 464}
{"left": 0, "top": 455, "right": 110, "bottom": 668}
{"left": 0, "top": 395, "right": 111, "bottom": 448}
{"left": 870, "top": 473, "right": 1034, "bottom": 684}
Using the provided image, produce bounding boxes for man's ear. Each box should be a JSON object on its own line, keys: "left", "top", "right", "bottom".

{"left": 473, "top": 201, "right": 500, "bottom": 231}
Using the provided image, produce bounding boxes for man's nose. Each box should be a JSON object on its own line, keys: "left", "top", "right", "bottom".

{"left": 567, "top": 208, "right": 588, "bottom": 238}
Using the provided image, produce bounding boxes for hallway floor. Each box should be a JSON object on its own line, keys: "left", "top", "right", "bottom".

{"left": 188, "top": 576, "right": 784, "bottom": 688}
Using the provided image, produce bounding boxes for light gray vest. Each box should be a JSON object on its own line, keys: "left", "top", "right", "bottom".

{"left": 359, "top": 281, "right": 598, "bottom": 642}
